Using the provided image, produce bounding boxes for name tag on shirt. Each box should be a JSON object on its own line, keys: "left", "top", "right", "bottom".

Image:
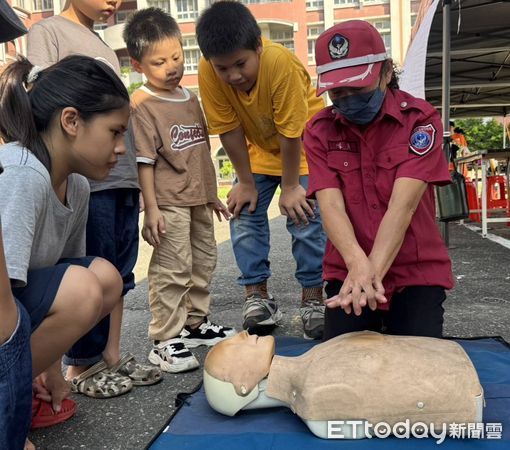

{"left": 328, "top": 141, "right": 359, "bottom": 153}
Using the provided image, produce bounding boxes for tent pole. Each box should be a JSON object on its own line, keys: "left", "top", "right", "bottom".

{"left": 503, "top": 109, "right": 507, "bottom": 149}
{"left": 439, "top": 0, "right": 452, "bottom": 245}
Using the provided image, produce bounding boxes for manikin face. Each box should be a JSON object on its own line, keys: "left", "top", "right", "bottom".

{"left": 132, "top": 37, "right": 184, "bottom": 94}
{"left": 69, "top": 105, "right": 129, "bottom": 180}
{"left": 209, "top": 45, "right": 262, "bottom": 93}
{"left": 204, "top": 331, "right": 275, "bottom": 395}
{"left": 70, "top": 0, "right": 122, "bottom": 23}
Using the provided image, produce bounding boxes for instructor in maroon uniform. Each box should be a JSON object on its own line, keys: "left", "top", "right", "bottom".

{"left": 304, "top": 20, "right": 453, "bottom": 340}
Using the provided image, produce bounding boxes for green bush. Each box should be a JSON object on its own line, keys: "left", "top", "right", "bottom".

{"left": 219, "top": 160, "right": 234, "bottom": 179}
{"left": 455, "top": 118, "right": 505, "bottom": 151}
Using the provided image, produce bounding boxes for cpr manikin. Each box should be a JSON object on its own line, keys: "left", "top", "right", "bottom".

{"left": 203, "top": 331, "right": 484, "bottom": 439}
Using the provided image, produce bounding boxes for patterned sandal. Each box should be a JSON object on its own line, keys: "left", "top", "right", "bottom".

{"left": 110, "top": 352, "right": 162, "bottom": 386}
{"left": 68, "top": 361, "right": 133, "bottom": 398}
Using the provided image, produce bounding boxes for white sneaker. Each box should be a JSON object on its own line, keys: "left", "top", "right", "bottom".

{"left": 148, "top": 338, "right": 199, "bottom": 373}
{"left": 180, "top": 319, "right": 237, "bottom": 348}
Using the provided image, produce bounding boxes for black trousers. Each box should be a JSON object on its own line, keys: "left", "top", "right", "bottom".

{"left": 324, "top": 280, "right": 446, "bottom": 341}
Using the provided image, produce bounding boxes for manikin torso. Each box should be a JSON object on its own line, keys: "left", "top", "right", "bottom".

{"left": 204, "top": 332, "right": 484, "bottom": 439}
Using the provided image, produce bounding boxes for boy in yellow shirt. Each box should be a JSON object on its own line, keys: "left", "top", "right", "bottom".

{"left": 197, "top": 1, "right": 326, "bottom": 339}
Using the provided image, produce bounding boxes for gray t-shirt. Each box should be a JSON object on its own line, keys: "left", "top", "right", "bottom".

{"left": 0, "top": 142, "right": 90, "bottom": 287}
{"left": 26, "top": 15, "right": 139, "bottom": 192}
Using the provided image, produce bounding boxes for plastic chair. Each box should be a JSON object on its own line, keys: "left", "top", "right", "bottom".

{"left": 465, "top": 180, "right": 481, "bottom": 222}
{"left": 486, "top": 175, "right": 507, "bottom": 211}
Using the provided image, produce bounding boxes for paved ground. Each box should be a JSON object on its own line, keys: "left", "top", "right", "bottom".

{"left": 30, "top": 207, "right": 510, "bottom": 449}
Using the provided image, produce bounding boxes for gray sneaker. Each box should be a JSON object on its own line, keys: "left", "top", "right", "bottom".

{"left": 242, "top": 293, "right": 283, "bottom": 331}
{"left": 300, "top": 298, "right": 325, "bottom": 340}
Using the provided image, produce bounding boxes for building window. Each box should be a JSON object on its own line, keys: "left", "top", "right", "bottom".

{"left": 182, "top": 36, "right": 197, "bottom": 48}
{"left": 116, "top": 10, "right": 134, "bottom": 24}
{"left": 362, "top": 0, "right": 389, "bottom": 3}
{"left": 270, "top": 29, "right": 294, "bottom": 52}
{"left": 93, "top": 23, "right": 108, "bottom": 31}
{"left": 176, "top": 0, "right": 198, "bottom": 20}
{"left": 306, "top": 0, "right": 323, "bottom": 8}
{"left": 32, "top": 0, "right": 53, "bottom": 11}
{"left": 13, "top": 0, "right": 29, "bottom": 11}
{"left": 119, "top": 56, "right": 132, "bottom": 68}
{"left": 368, "top": 18, "right": 391, "bottom": 53}
{"left": 241, "top": 0, "right": 286, "bottom": 3}
{"left": 184, "top": 49, "right": 200, "bottom": 72}
{"left": 307, "top": 24, "right": 324, "bottom": 65}
{"left": 334, "top": 0, "right": 358, "bottom": 5}
{"left": 147, "top": 0, "right": 171, "bottom": 13}
{"left": 183, "top": 36, "right": 200, "bottom": 72}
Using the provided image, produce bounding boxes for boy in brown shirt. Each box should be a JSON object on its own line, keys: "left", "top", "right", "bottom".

{"left": 124, "top": 8, "right": 235, "bottom": 373}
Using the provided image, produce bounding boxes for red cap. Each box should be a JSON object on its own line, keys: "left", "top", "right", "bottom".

{"left": 315, "top": 20, "right": 388, "bottom": 96}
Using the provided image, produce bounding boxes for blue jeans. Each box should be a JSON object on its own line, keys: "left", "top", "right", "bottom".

{"left": 0, "top": 300, "right": 32, "bottom": 450}
{"left": 230, "top": 174, "right": 326, "bottom": 288}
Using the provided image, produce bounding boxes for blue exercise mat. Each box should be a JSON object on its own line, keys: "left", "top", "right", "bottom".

{"left": 149, "top": 337, "right": 510, "bottom": 449}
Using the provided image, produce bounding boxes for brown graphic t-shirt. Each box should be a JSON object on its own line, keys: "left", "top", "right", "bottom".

{"left": 131, "top": 86, "right": 217, "bottom": 207}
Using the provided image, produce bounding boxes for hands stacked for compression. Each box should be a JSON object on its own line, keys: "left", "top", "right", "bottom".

{"left": 324, "top": 254, "right": 387, "bottom": 315}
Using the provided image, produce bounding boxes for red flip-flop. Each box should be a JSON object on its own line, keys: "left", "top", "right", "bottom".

{"left": 31, "top": 397, "right": 77, "bottom": 429}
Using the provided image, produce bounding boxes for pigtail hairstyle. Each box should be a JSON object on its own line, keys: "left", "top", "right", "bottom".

{"left": 0, "top": 55, "right": 129, "bottom": 172}
{"left": 0, "top": 57, "right": 48, "bottom": 167}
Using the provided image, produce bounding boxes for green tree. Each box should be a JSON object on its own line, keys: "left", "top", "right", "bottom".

{"left": 219, "top": 160, "right": 234, "bottom": 179}
{"left": 455, "top": 118, "right": 504, "bottom": 151}
{"left": 128, "top": 81, "right": 143, "bottom": 95}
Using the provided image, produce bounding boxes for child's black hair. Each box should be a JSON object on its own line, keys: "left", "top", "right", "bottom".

{"left": 196, "top": 1, "right": 261, "bottom": 59}
{"left": 123, "top": 7, "right": 181, "bottom": 61}
{"left": 0, "top": 55, "right": 129, "bottom": 172}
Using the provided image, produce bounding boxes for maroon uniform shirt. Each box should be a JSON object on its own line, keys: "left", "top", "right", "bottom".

{"left": 304, "top": 88, "right": 454, "bottom": 308}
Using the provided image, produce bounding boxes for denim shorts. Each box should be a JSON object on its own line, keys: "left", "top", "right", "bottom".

{"left": 87, "top": 188, "right": 139, "bottom": 296}
{"left": 0, "top": 300, "right": 32, "bottom": 450}
{"left": 12, "top": 257, "right": 95, "bottom": 332}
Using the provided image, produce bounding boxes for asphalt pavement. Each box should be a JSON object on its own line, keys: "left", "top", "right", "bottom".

{"left": 29, "top": 216, "right": 510, "bottom": 449}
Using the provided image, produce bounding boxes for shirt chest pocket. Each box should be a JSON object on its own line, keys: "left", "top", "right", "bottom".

{"left": 326, "top": 151, "right": 362, "bottom": 200}
{"left": 375, "top": 145, "right": 409, "bottom": 200}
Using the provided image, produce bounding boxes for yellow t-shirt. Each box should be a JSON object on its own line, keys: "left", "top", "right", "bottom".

{"left": 199, "top": 38, "right": 324, "bottom": 176}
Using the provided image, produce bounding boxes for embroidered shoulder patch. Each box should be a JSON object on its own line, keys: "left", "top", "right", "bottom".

{"left": 409, "top": 124, "right": 436, "bottom": 156}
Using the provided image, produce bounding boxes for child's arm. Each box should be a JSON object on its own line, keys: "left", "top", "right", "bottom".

{"left": 138, "top": 164, "right": 165, "bottom": 247}
{"left": 219, "top": 126, "right": 258, "bottom": 218}
{"left": 198, "top": 60, "right": 256, "bottom": 217}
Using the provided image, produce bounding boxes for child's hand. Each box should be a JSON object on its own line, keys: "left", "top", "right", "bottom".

{"left": 212, "top": 198, "right": 231, "bottom": 222}
{"left": 279, "top": 184, "right": 315, "bottom": 226}
{"left": 227, "top": 182, "right": 258, "bottom": 218}
{"left": 142, "top": 206, "right": 166, "bottom": 246}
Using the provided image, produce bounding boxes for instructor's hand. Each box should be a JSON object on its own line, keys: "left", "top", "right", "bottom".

{"left": 324, "top": 256, "right": 387, "bottom": 315}
{"left": 227, "top": 182, "right": 258, "bottom": 218}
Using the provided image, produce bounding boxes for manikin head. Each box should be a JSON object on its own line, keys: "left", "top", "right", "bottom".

{"left": 204, "top": 331, "right": 275, "bottom": 416}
